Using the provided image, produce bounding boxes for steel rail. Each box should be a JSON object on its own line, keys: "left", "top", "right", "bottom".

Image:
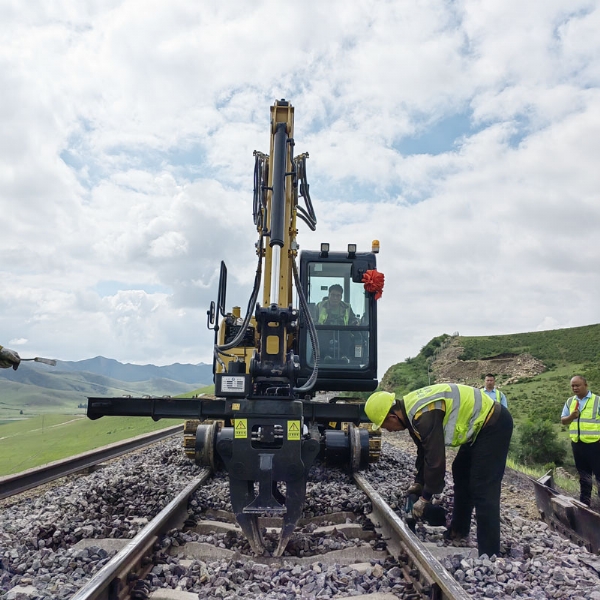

{"left": 532, "top": 472, "right": 600, "bottom": 553}
{"left": 354, "top": 473, "right": 471, "bottom": 600}
{"left": 70, "top": 470, "right": 211, "bottom": 600}
{"left": 0, "top": 424, "right": 184, "bottom": 500}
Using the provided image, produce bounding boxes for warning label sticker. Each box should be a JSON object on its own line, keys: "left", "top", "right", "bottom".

{"left": 287, "top": 420, "right": 301, "bottom": 441}
{"left": 222, "top": 376, "right": 246, "bottom": 392}
{"left": 234, "top": 418, "right": 248, "bottom": 439}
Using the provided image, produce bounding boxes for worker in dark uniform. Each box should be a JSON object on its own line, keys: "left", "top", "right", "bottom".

{"left": 0, "top": 345, "right": 21, "bottom": 370}
{"left": 365, "top": 383, "right": 513, "bottom": 557}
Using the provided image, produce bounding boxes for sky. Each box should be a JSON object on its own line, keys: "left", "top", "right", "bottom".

{"left": 2, "top": 0, "right": 600, "bottom": 377}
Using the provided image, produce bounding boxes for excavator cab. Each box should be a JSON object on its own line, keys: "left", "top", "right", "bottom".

{"left": 298, "top": 245, "right": 378, "bottom": 392}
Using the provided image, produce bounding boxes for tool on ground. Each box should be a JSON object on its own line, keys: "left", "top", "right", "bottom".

{"left": 404, "top": 492, "right": 447, "bottom": 530}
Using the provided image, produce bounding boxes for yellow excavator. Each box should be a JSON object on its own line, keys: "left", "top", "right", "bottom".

{"left": 87, "top": 100, "right": 384, "bottom": 556}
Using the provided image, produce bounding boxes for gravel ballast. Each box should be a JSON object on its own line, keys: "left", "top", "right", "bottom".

{"left": 1, "top": 433, "right": 600, "bottom": 599}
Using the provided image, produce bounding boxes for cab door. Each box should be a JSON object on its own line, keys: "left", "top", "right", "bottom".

{"left": 297, "top": 249, "right": 378, "bottom": 392}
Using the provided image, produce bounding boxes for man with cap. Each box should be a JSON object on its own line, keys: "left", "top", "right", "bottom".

{"left": 0, "top": 345, "right": 21, "bottom": 370}
{"left": 365, "top": 383, "right": 513, "bottom": 557}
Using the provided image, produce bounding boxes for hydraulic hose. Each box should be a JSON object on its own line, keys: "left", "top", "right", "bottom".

{"left": 292, "top": 258, "right": 319, "bottom": 394}
{"left": 215, "top": 234, "right": 264, "bottom": 354}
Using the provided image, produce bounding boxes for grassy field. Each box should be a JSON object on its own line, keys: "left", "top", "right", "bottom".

{"left": 0, "top": 385, "right": 214, "bottom": 477}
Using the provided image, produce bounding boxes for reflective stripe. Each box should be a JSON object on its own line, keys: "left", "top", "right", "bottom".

{"left": 404, "top": 384, "right": 493, "bottom": 447}
{"left": 414, "top": 400, "right": 445, "bottom": 420}
{"left": 443, "top": 384, "right": 462, "bottom": 444}
{"left": 464, "top": 388, "right": 483, "bottom": 441}
{"left": 406, "top": 384, "right": 462, "bottom": 445}
{"left": 407, "top": 392, "right": 451, "bottom": 420}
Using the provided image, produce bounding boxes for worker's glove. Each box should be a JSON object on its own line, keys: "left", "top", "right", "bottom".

{"left": 412, "top": 497, "right": 430, "bottom": 519}
{"left": 406, "top": 482, "right": 423, "bottom": 496}
{"left": 0, "top": 347, "right": 21, "bottom": 370}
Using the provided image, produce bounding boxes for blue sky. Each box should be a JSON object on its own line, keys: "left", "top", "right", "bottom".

{"left": 1, "top": 0, "right": 600, "bottom": 376}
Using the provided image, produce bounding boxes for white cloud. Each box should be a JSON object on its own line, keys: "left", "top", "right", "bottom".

{"left": 1, "top": 0, "right": 599, "bottom": 379}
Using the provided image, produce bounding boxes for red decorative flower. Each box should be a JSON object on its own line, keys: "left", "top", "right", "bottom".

{"left": 362, "top": 269, "right": 385, "bottom": 300}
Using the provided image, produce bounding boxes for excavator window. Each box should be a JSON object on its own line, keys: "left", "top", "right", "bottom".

{"left": 297, "top": 250, "right": 378, "bottom": 392}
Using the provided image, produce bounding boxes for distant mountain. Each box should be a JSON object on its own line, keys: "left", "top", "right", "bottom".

{"left": 0, "top": 357, "right": 213, "bottom": 415}
{"left": 53, "top": 356, "right": 213, "bottom": 385}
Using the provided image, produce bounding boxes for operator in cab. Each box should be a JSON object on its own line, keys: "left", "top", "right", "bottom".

{"left": 317, "top": 284, "right": 358, "bottom": 326}
{"left": 0, "top": 345, "right": 21, "bottom": 370}
{"left": 365, "top": 383, "right": 513, "bottom": 557}
{"left": 316, "top": 284, "right": 358, "bottom": 363}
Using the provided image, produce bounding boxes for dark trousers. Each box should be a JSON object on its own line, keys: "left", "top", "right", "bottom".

{"left": 571, "top": 440, "right": 600, "bottom": 505}
{"left": 450, "top": 405, "right": 513, "bottom": 557}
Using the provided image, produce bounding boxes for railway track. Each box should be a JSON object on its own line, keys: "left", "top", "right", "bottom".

{"left": 0, "top": 425, "right": 183, "bottom": 500}
{"left": 4, "top": 436, "right": 600, "bottom": 599}
{"left": 2, "top": 433, "right": 471, "bottom": 600}
{"left": 532, "top": 470, "right": 600, "bottom": 554}
{"left": 62, "top": 470, "right": 468, "bottom": 599}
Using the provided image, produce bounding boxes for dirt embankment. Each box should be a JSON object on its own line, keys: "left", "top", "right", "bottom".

{"left": 431, "top": 339, "right": 546, "bottom": 386}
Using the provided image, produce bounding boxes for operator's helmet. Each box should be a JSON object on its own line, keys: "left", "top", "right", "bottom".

{"left": 365, "top": 391, "right": 396, "bottom": 430}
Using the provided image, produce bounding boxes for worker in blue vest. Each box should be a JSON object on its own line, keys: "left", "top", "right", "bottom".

{"left": 482, "top": 373, "right": 508, "bottom": 408}
{"left": 365, "top": 383, "right": 513, "bottom": 557}
{"left": 0, "top": 345, "right": 21, "bottom": 370}
{"left": 561, "top": 375, "right": 600, "bottom": 506}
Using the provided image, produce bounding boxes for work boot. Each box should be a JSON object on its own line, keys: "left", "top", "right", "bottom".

{"left": 444, "top": 528, "right": 467, "bottom": 542}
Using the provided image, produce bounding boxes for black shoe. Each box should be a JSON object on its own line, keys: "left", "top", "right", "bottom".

{"left": 444, "top": 528, "right": 467, "bottom": 541}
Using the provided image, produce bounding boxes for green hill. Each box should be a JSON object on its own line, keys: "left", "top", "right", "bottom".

{"left": 382, "top": 324, "right": 600, "bottom": 398}
{"left": 456, "top": 324, "right": 600, "bottom": 365}
{"left": 381, "top": 324, "right": 600, "bottom": 473}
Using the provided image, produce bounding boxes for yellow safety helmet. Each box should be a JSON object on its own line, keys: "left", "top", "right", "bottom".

{"left": 365, "top": 391, "right": 396, "bottom": 430}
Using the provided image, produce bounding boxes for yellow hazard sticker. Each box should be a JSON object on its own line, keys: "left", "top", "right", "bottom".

{"left": 234, "top": 418, "right": 248, "bottom": 439}
{"left": 287, "top": 420, "right": 301, "bottom": 441}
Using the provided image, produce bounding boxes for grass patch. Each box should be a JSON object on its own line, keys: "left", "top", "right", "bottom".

{"left": 0, "top": 415, "right": 183, "bottom": 476}
{"left": 0, "top": 385, "right": 215, "bottom": 476}
{"left": 506, "top": 458, "right": 580, "bottom": 495}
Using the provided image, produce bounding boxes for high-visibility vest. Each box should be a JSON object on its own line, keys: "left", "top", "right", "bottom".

{"left": 403, "top": 383, "right": 495, "bottom": 447}
{"left": 317, "top": 301, "right": 351, "bottom": 325}
{"left": 481, "top": 387, "right": 506, "bottom": 405}
{"left": 567, "top": 394, "right": 600, "bottom": 443}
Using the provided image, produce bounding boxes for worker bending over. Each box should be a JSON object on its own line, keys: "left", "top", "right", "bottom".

{"left": 365, "top": 383, "right": 513, "bottom": 557}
